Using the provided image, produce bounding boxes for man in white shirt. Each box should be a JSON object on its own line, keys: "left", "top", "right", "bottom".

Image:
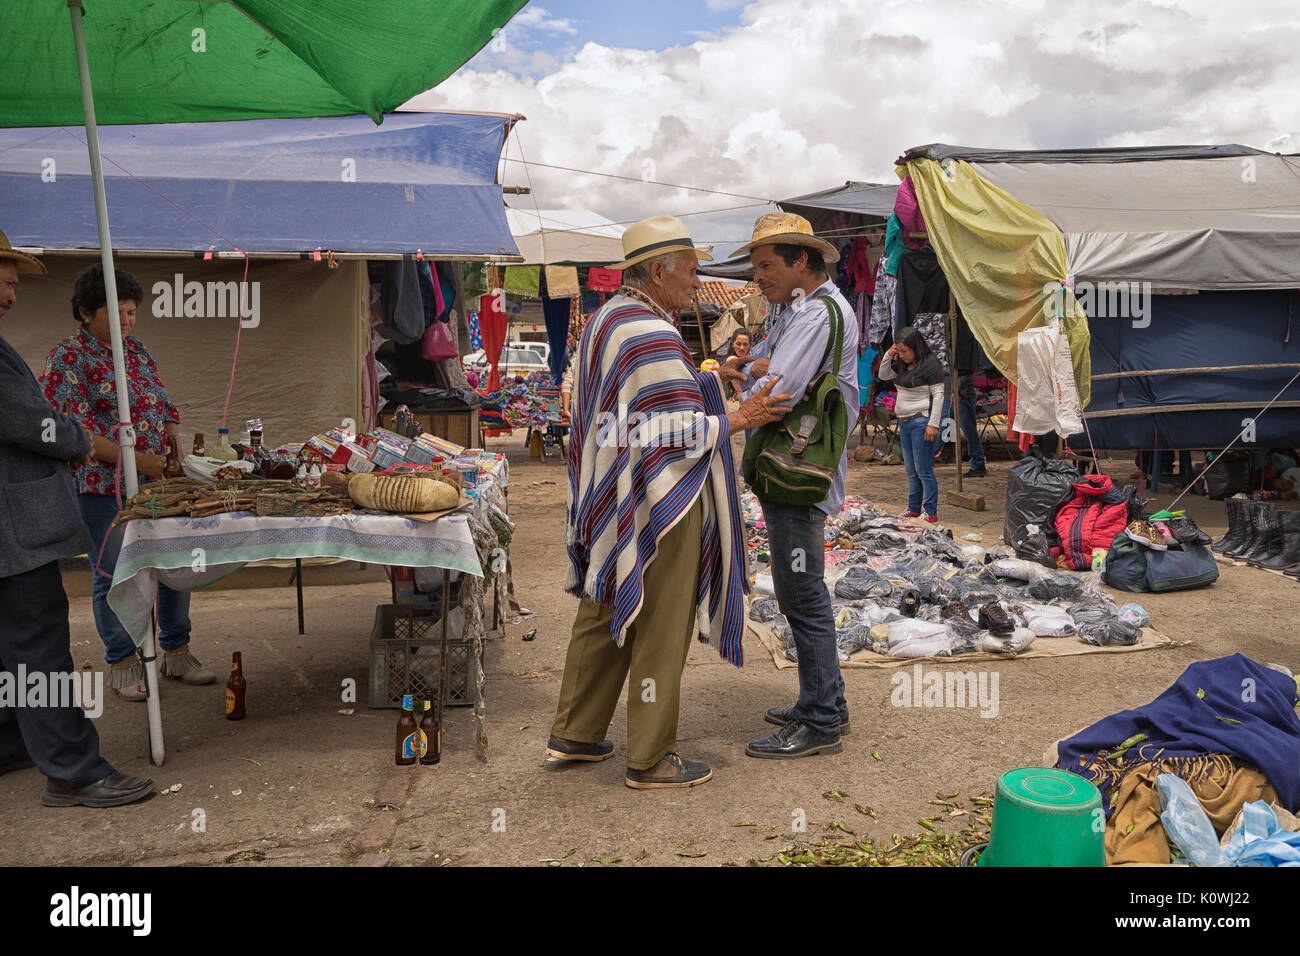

{"left": 725, "top": 213, "right": 860, "bottom": 759}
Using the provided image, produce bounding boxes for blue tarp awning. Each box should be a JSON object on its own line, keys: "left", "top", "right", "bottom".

{"left": 0, "top": 111, "right": 520, "bottom": 258}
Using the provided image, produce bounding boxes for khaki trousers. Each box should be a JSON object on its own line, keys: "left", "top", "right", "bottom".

{"left": 551, "top": 501, "right": 703, "bottom": 770}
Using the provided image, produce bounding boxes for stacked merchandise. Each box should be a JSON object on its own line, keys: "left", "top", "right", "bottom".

{"left": 744, "top": 492, "right": 1152, "bottom": 663}
{"left": 1050, "top": 655, "right": 1300, "bottom": 865}
{"left": 476, "top": 370, "right": 557, "bottom": 432}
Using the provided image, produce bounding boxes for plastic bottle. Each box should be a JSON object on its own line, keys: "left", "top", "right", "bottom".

{"left": 308, "top": 463, "right": 322, "bottom": 489}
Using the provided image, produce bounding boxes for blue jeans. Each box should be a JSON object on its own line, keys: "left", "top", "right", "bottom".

{"left": 899, "top": 417, "right": 939, "bottom": 516}
{"left": 938, "top": 390, "right": 985, "bottom": 469}
{"left": 760, "top": 501, "right": 846, "bottom": 735}
{"left": 79, "top": 494, "right": 192, "bottom": 665}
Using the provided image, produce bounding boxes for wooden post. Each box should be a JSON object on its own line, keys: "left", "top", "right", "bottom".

{"left": 692, "top": 294, "right": 708, "bottom": 366}
{"left": 949, "top": 294, "right": 962, "bottom": 494}
{"left": 946, "top": 292, "right": 985, "bottom": 512}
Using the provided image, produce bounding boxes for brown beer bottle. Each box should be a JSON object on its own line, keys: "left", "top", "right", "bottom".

{"left": 163, "top": 434, "right": 183, "bottom": 478}
{"left": 193, "top": 433, "right": 206, "bottom": 457}
{"left": 418, "top": 698, "right": 441, "bottom": 765}
{"left": 225, "top": 652, "right": 246, "bottom": 720}
{"left": 395, "top": 692, "right": 418, "bottom": 765}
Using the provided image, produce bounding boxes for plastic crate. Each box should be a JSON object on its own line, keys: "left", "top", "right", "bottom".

{"left": 368, "top": 604, "right": 478, "bottom": 709}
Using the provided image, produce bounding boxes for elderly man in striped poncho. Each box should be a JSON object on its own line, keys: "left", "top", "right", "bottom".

{"left": 546, "top": 216, "right": 792, "bottom": 789}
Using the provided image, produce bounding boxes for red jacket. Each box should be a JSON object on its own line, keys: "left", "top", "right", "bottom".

{"left": 1053, "top": 474, "right": 1129, "bottom": 570}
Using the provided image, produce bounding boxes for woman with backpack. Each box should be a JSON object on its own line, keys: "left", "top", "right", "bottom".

{"left": 878, "top": 326, "right": 945, "bottom": 522}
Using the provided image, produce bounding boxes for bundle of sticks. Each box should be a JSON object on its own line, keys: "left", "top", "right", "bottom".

{"left": 111, "top": 477, "right": 350, "bottom": 525}
{"left": 254, "top": 489, "right": 353, "bottom": 517}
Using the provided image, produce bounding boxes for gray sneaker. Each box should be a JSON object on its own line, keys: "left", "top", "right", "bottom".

{"left": 625, "top": 753, "right": 712, "bottom": 789}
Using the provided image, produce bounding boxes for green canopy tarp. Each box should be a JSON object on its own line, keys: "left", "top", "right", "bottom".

{"left": 4, "top": 0, "right": 526, "bottom": 126}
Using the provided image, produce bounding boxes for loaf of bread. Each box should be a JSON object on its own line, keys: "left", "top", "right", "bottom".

{"left": 348, "top": 474, "right": 460, "bottom": 513}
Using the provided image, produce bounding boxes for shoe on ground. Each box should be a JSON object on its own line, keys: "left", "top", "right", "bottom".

{"left": 625, "top": 752, "right": 712, "bottom": 789}
{"left": 963, "top": 467, "right": 988, "bottom": 478}
{"left": 899, "top": 510, "right": 920, "bottom": 519}
{"left": 545, "top": 736, "right": 615, "bottom": 762}
{"left": 162, "top": 649, "right": 218, "bottom": 685}
{"left": 922, "top": 513, "right": 939, "bottom": 523}
{"left": 176, "top": 666, "right": 217, "bottom": 686}
{"left": 765, "top": 705, "right": 850, "bottom": 735}
{"left": 745, "top": 720, "right": 843, "bottom": 759}
{"left": 1126, "top": 519, "right": 1169, "bottom": 550}
{"left": 114, "top": 681, "right": 148, "bottom": 702}
{"left": 1166, "top": 515, "right": 1212, "bottom": 546}
{"left": 42, "top": 771, "right": 156, "bottom": 808}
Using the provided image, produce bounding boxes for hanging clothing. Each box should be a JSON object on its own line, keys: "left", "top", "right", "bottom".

{"left": 845, "top": 235, "right": 875, "bottom": 294}
{"left": 884, "top": 213, "right": 906, "bottom": 277}
{"left": 869, "top": 256, "right": 896, "bottom": 349}
{"left": 894, "top": 175, "right": 928, "bottom": 250}
{"left": 503, "top": 265, "right": 541, "bottom": 298}
{"left": 382, "top": 260, "right": 424, "bottom": 345}
{"left": 896, "top": 248, "right": 951, "bottom": 372}
{"left": 541, "top": 272, "right": 572, "bottom": 386}
{"left": 478, "top": 293, "right": 509, "bottom": 392}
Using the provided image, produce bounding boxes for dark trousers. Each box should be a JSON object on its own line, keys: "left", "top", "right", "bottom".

{"left": 761, "top": 501, "right": 846, "bottom": 735}
{"left": 0, "top": 562, "right": 112, "bottom": 786}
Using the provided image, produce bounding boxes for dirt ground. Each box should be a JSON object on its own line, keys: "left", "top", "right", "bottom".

{"left": 3, "top": 433, "right": 1297, "bottom": 868}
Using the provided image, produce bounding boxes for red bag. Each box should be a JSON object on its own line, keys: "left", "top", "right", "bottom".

{"left": 421, "top": 317, "right": 456, "bottom": 361}
{"left": 586, "top": 267, "right": 622, "bottom": 292}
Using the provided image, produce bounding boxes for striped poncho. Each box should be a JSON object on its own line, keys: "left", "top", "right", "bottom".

{"left": 565, "top": 294, "right": 749, "bottom": 666}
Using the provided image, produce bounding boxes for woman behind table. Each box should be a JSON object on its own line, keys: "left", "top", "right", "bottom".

{"left": 41, "top": 265, "right": 216, "bottom": 700}
{"left": 878, "top": 325, "right": 945, "bottom": 523}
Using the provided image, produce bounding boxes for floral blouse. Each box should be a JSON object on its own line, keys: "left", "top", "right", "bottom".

{"left": 40, "top": 326, "right": 179, "bottom": 496}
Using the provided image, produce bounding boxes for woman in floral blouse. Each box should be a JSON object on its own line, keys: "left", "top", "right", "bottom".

{"left": 41, "top": 265, "right": 215, "bottom": 699}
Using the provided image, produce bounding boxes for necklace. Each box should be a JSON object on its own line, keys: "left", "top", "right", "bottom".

{"left": 616, "top": 285, "right": 675, "bottom": 325}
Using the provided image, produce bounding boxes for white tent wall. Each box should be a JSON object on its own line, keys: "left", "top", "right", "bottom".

{"left": 9, "top": 256, "right": 365, "bottom": 449}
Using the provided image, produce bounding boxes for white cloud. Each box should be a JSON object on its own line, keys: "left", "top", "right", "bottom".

{"left": 509, "top": 5, "right": 578, "bottom": 35}
{"left": 407, "top": 0, "right": 1300, "bottom": 250}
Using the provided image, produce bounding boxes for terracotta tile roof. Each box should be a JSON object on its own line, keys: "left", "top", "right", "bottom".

{"left": 696, "top": 280, "right": 759, "bottom": 310}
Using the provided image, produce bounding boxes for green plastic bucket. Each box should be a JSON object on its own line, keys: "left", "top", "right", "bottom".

{"left": 978, "top": 767, "right": 1105, "bottom": 867}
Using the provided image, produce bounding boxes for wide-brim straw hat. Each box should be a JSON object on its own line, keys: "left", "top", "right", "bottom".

{"left": 0, "top": 228, "right": 46, "bottom": 274}
{"left": 731, "top": 212, "right": 839, "bottom": 263}
{"left": 610, "top": 215, "right": 713, "bottom": 271}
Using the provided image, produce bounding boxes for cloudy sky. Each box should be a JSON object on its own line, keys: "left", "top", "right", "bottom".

{"left": 406, "top": 0, "right": 1300, "bottom": 254}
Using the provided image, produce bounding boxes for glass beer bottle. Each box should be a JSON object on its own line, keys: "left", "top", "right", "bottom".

{"left": 418, "top": 698, "right": 441, "bottom": 765}
{"left": 225, "top": 652, "right": 246, "bottom": 720}
{"left": 395, "top": 692, "right": 418, "bottom": 766}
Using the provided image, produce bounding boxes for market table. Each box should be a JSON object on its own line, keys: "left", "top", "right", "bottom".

{"left": 106, "top": 508, "right": 485, "bottom": 765}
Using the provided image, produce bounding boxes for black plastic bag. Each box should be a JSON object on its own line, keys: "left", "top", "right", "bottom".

{"left": 1003, "top": 447, "right": 1081, "bottom": 566}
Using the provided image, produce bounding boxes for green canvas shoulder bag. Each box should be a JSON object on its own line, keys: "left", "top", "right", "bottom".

{"left": 742, "top": 295, "right": 849, "bottom": 506}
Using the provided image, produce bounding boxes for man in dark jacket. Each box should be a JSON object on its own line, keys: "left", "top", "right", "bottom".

{"left": 0, "top": 232, "right": 154, "bottom": 807}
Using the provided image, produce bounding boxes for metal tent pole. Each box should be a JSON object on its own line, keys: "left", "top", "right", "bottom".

{"left": 69, "top": 0, "right": 164, "bottom": 766}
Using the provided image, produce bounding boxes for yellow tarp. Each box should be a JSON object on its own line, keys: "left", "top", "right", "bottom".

{"left": 901, "top": 159, "right": 1091, "bottom": 407}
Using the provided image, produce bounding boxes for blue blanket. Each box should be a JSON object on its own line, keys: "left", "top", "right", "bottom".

{"left": 1056, "top": 654, "right": 1300, "bottom": 811}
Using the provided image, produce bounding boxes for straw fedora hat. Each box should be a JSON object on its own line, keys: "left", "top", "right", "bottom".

{"left": 731, "top": 212, "right": 839, "bottom": 263}
{"left": 0, "top": 229, "right": 45, "bottom": 275}
{"left": 610, "top": 215, "right": 713, "bottom": 271}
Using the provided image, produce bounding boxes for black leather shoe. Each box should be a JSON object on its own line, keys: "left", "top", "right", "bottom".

{"left": 544, "top": 736, "right": 615, "bottom": 762}
{"left": 764, "top": 705, "right": 850, "bottom": 735}
{"left": 963, "top": 467, "right": 988, "bottom": 478}
{"left": 42, "top": 771, "right": 155, "bottom": 808}
{"left": 745, "top": 720, "right": 842, "bottom": 759}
